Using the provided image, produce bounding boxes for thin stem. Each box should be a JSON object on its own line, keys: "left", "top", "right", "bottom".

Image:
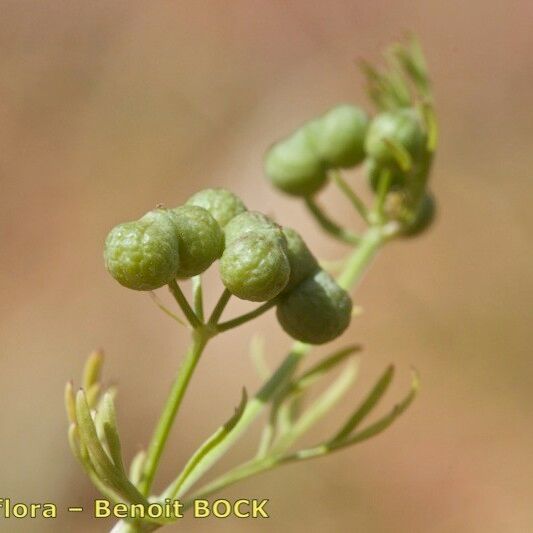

{"left": 191, "top": 276, "right": 204, "bottom": 323}
{"left": 337, "top": 226, "right": 386, "bottom": 290}
{"left": 168, "top": 280, "right": 202, "bottom": 329}
{"left": 138, "top": 332, "right": 208, "bottom": 495}
{"left": 208, "top": 288, "right": 232, "bottom": 326}
{"left": 216, "top": 299, "right": 278, "bottom": 332}
{"left": 331, "top": 170, "right": 369, "bottom": 223}
{"left": 304, "top": 197, "right": 360, "bottom": 245}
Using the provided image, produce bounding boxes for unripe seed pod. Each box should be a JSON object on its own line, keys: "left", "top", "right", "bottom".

{"left": 401, "top": 193, "right": 436, "bottom": 237}
{"left": 281, "top": 227, "right": 319, "bottom": 292}
{"left": 312, "top": 104, "right": 368, "bottom": 168}
{"left": 366, "top": 158, "right": 407, "bottom": 192}
{"left": 186, "top": 188, "right": 247, "bottom": 228}
{"left": 171, "top": 205, "right": 224, "bottom": 278}
{"left": 224, "top": 211, "right": 285, "bottom": 247}
{"left": 276, "top": 270, "right": 352, "bottom": 344}
{"left": 265, "top": 128, "right": 327, "bottom": 197}
{"left": 365, "top": 108, "right": 427, "bottom": 168}
{"left": 104, "top": 209, "right": 180, "bottom": 291}
{"left": 220, "top": 232, "right": 290, "bottom": 302}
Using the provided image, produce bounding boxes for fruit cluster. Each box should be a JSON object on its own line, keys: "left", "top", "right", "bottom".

{"left": 265, "top": 103, "right": 435, "bottom": 235}
{"left": 104, "top": 188, "right": 352, "bottom": 344}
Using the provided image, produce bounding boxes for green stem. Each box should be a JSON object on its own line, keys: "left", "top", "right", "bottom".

{"left": 168, "top": 280, "right": 202, "bottom": 329}
{"left": 331, "top": 170, "right": 369, "bottom": 223}
{"left": 216, "top": 299, "right": 278, "bottom": 332}
{"left": 208, "top": 288, "right": 232, "bottom": 326}
{"left": 138, "top": 332, "right": 209, "bottom": 495}
{"left": 304, "top": 197, "right": 360, "bottom": 245}
{"left": 337, "top": 226, "right": 386, "bottom": 290}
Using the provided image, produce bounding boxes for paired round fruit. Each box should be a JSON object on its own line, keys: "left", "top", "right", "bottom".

{"left": 104, "top": 209, "right": 181, "bottom": 291}
{"left": 265, "top": 104, "right": 369, "bottom": 197}
{"left": 105, "top": 202, "right": 224, "bottom": 290}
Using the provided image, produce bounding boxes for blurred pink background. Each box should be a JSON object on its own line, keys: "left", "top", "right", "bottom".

{"left": 1, "top": 1, "right": 532, "bottom": 532}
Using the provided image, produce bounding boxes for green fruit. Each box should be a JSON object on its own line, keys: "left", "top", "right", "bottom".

{"left": 186, "top": 188, "right": 247, "bottom": 228}
{"left": 224, "top": 211, "right": 284, "bottom": 246}
{"left": 171, "top": 205, "right": 224, "bottom": 278}
{"left": 366, "top": 158, "right": 407, "bottom": 192}
{"left": 104, "top": 209, "right": 180, "bottom": 291}
{"left": 401, "top": 193, "right": 436, "bottom": 237}
{"left": 276, "top": 270, "right": 352, "bottom": 344}
{"left": 312, "top": 105, "right": 368, "bottom": 167}
{"left": 281, "top": 227, "right": 319, "bottom": 291}
{"left": 365, "top": 108, "right": 427, "bottom": 168}
{"left": 220, "top": 232, "right": 290, "bottom": 302}
{"left": 265, "top": 128, "right": 327, "bottom": 197}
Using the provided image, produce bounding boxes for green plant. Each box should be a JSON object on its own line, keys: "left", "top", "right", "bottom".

{"left": 65, "top": 36, "right": 436, "bottom": 532}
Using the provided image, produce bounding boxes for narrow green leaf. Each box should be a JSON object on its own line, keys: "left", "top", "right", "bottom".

{"left": 281, "top": 369, "right": 419, "bottom": 464}
{"left": 162, "top": 388, "right": 248, "bottom": 499}
{"left": 83, "top": 350, "right": 103, "bottom": 391}
{"left": 100, "top": 392, "right": 126, "bottom": 474}
{"left": 420, "top": 102, "right": 438, "bottom": 152}
{"left": 392, "top": 37, "right": 430, "bottom": 98}
{"left": 68, "top": 423, "right": 124, "bottom": 505}
{"left": 331, "top": 364, "right": 394, "bottom": 443}
{"left": 76, "top": 390, "right": 123, "bottom": 489}
{"left": 272, "top": 362, "right": 359, "bottom": 454}
{"left": 86, "top": 382, "right": 101, "bottom": 409}
{"left": 75, "top": 390, "right": 147, "bottom": 506}
{"left": 332, "top": 368, "right": 419, "bottom": 449}
{"left": 289, "top": 345, "right": 361, "bottom": 395}
{"left": 129, "top": 450, "right": 146, "bottom": 486}
{"left": 250, "top": 335, "right": 270, "bottom": 380}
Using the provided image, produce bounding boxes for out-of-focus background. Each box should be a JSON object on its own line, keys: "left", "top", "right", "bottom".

{"left": 1, "top": 1, "right": 531, "bottom": 532}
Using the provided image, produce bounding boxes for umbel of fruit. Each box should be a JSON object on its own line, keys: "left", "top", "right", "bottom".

{"left": 104, "top": 188, "right": 353, "bottom": 344}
